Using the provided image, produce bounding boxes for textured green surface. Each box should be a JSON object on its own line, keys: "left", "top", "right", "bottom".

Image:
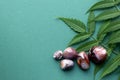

{"left": 0, "top": 0, "right": 118, "bottom": 80}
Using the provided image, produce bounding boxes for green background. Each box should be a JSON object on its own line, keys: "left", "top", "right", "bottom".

{"left": 0, "top": 0, "right": 118, "bottom": 80}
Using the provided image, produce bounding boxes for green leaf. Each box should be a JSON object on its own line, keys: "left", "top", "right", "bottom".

{"left": 94, "top": 10, "right": 120, "bottom": 21}
{"left": 108, "top": 31, "right": 120, "bottom": 44}
{"left": 104, "top": 0, "right": 120, "bottom": 4}
{"left": 97, "top": 21, "right": 110, "bottom": 41}
{"left": 87, "top": 11, "right": 96, "bottom": 33}
{"left": 68, "top": 33, "right": 92, "bottom": 46}
{"left": 103, "top": 20, "right": 120, "bottom": 33}
{"left": 88, "top": 1, "right": 115, "bottom": 12}
{"left": 94, "top": 64, "right": 105, "bottom": 80}
{"left": 118, "top": 75, "right": 120, "bottom": 80}
{"left": 115, "top": 0, "right": 120, "bottom": 4}
{"left": 76, "top": 40, "right": 99, "bottom": 52}
{"left": 88, "top": 0, "right": 120, "bottom": 12}
{"left": 99, "top": 54, "right": 120, "bottom": 80}
{"left": 59, "top": 17, "right": 86, "bottom": 33}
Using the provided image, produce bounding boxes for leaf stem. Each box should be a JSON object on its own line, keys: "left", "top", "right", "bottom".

{"left": 113, "top": 50, "right": 119, "bottom": 55}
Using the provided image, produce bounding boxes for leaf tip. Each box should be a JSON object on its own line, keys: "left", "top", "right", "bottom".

{"left": 57, "top": 17, "right": 62, "bottom": 20}
{"left": 86, "top": 9, "right": 90, "bottom": 14}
